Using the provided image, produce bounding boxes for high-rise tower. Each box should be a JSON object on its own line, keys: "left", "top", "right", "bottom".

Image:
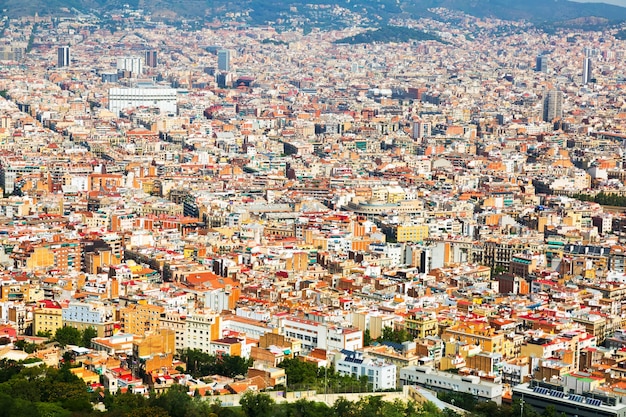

{"left": 57, "top": 46, "right": 70, "bottom": 68}
{"left": 543, "top": 90, "right": 563, "bottom": 122}
{"left": 582, "top": 57, "right": 592, "bottom": 85}
{"left": 535, "top": 55, "right": 547, "bottom": 73}
{"left": 217, "top": 49, "right": 231, "bottom": 72}
{"left": 145, "top": 50, "right": 158, "bottom": 68}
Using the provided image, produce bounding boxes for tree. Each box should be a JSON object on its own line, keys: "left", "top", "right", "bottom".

{"left": 240, "top": 391, "right": 275, "bottom": 417}
{"left": 34, "top": 402, "right": 71, "bottom": 417}
{"left": 286, "top": 398, "right": 332, "bottom": 417}
{"left": 333, "top": 397, "right": 355, "bottom": 417}
{"left": 179, "top": 348, "right": 211, "bottom": 377}
{"left": 61, "top": 351, "right": 75, "bottom": 367}
{"left": 36, "top": 330, "right": 52, "bottom": 339}
{"left": 420, "top": 401, "right": 443, "bottom": 417}
{"left": 364, "top": 329, "right": 373, "bottom": 346}
{"left": 354, "top": 395, "right": 385, "bottom": 417}
{"left": 126, "top": 406, "right": 170, "bottom": 417}
{"left": 150, "top": 384, "right": 193, "bottom": 417}
{"left": 437, "top": 391, "right": 477, "bottom": 411}
{"left": 278, "top": 358, "right": 318, "bottom": 388}
{"left": 0, "top": 360, "right": 23, "bottom": 383}
{"left": 54, "top": 326, "right": 81, "bottom": 347}
{"left": 380, "top": 326, "right": 412, "bottom": 344}
{"left": 103, "top": 390, "right": 148, "bottom": 415}
{"left": 218, "top": 354, "right": 253, "bottom": 378}
{"left": 81, "top": 327, "right": 97, "bottom": 348}
{"left": 13, "top": 340, "right": 38, "bottom": 353}
{"left": 381, "top": 399, "right": 411, "bottom": 417}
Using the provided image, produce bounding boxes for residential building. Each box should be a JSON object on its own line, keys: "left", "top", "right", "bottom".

{"left": 62, "top": 301, "right": 115, "bottom": 337}
{"left": 512, "top": 378, "right": 626, "bottom": 417}
{"left": 33, "top": 300, "right": 63, "bottom": 336}
{"left": 405, "top": 310, "right": 438, "bottom": 339}
{"left": 119, "top": 303, "right": 165, "bottom": 336}
{"left": 334, "top": 349, "right": 397, "bottom": 391}
{"left": 400, "top": 366, "right": 503, "bottom": 404}
{"left": 159, "top": 311, "right": 187, "bottom": 352}
{"left": 185, "top": 311, "right": 220, "bottom": 353}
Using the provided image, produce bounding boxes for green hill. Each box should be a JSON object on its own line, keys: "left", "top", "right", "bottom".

{"left": 3, "top": 0, "right": 626, "bottom": 28}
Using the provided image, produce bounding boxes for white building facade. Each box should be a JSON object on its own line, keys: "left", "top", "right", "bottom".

{"left": 400, "top": 366, "right": 503, "bottom": 404}
{"left": 108, "top": 87, "right": 177, "bottom": 116}
{"left": 116, "top": 56, "right": 143, "bottom": 76}
{"left": 335, "top": 350, "right": 396, "bottom": 390}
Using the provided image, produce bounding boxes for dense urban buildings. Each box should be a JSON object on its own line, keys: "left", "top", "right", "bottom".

{"left": 1, "top": 4, "right": 626, "bottom": 415}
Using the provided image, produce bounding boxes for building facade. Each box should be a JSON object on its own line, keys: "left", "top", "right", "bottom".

{"left": 57, "top": 46, "right": 70, "bottom": 68}
{"left": 334, "top": 350, "right": 397, "bottom": 391}
{"left": 400, "top": 366, "right": 503, "bottom": 404}
{"left": 108, "top": 87, "right": 177, "bottom": 116}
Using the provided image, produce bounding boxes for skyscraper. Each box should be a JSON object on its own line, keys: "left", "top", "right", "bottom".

{"left": 582, "top": 57, "right": 592, "bottom": 85}
{"left": 57, "top": 46, "right": 70, "bottom": 68}
{"left": 217, "top": 49, "right": 230, "bottom": 72}
{"left": 145, "top": 50, "right": 158, "bottom": 68}
{"left": 535, "top": 55, "right": 547, "bottom": 73}
{"left": 543, "top": 90, "right": 563, "bottom": 122}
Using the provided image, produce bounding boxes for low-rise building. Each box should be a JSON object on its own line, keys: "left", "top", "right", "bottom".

{"left": 513, "top": 379, "right": 626, "bottom": 417}
{"left": 400, "top": 366, "right": 503, "bottom": 404}
{"left": 334, "top": 349, "right": 397, "bottom": 391}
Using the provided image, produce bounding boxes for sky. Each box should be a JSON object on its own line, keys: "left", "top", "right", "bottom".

{"left": 571, "top": 0, "right": 626, "bottom": 7}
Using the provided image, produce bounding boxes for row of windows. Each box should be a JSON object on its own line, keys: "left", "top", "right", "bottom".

{"left": 418, "top": 376, "right": 493, "bottom": 397}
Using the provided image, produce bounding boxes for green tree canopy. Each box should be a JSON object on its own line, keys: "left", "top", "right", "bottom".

{"left": 240, "top": 391, "right": 275, "bottom": 417}
{"left": 54, "top": 326, "right": 82, "bottom": 347}
{"left": 81, "top": 327, "right": 97, "bottom": 348}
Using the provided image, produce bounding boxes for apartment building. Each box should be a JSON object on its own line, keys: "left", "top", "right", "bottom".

{"left": 334, "top": 349, "right": 397, "bottom": 391}
{"left": 400, "top": 366, "right": 503, "bottom": 404}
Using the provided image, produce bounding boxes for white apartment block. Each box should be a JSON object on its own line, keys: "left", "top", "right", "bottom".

{"left": 334, "top": 350, "right": 396, "bottom": 390}
{"left": 204, "top": 287, "right": 231, "bottom": 313}
{"left": 327, "top": 327, "right": 363, "bottom": 352}
{"left": 220, "top": 314, "right": 271, "bottom": 339}
{"left": 116, "top": 56, "right": 143, "bottom": 76}
{"left": 281, "top": 316, "right": 327, "bottom": 351}
{"left": 185, "top": 312, "right": 219, "bottom": 353}
{"left": 400, "top": 366, "right": 503, "bottom": 404}
{"left": 280, "top": 316, "right": 363, "bottom": 353}
{"left": 236, "top": 306, "right": 271, "bottom": 322}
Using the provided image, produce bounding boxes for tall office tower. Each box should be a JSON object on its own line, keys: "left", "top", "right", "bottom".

{"left": 411, "top": 120, "right": 431, "bottom": 140}
{"left": 582, "top": 56, "right": 593, "bottom": 85}
{"left": 543, "top": 90, "right": 563, "bottom": 122}
{"left": 217, "top": 49, "right": 230, "bottom": 72}
{"left": 535, "top": 55, "right": 547, "bottom": 72}
{"left": 145, "top": 50, "right": 158, "bottom": 68}
{"left": 116, "top": 56, "right": 143, "bottom": 77}
{"left": 57, "top": 46, "right": 70, "bottom": 67}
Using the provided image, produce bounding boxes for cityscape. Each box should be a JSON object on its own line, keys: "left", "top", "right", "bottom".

{"left": 2, "top": 2, "right": 626, "bottom": 417}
